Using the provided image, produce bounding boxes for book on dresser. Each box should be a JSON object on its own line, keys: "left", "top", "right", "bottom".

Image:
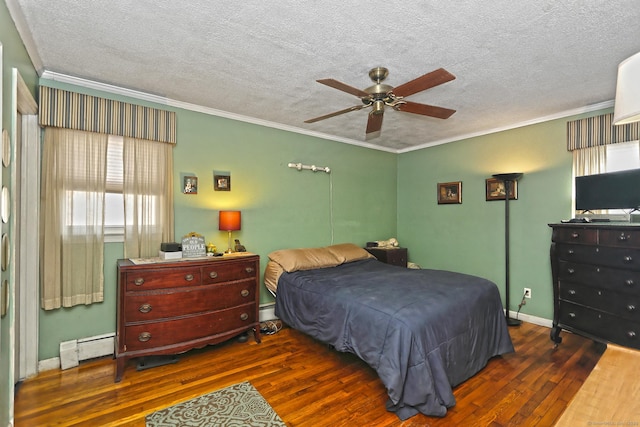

{"left": 115, "top": 253, "right": 261, "bottom": 382}
{"left": 549, "top": 223, "right": 640, "bottom": 350}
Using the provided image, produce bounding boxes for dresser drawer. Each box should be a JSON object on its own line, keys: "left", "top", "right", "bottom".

{"left": 558, "top": 260, "right": 639, "bottom": 292}
{"left": 123, "top": 304, "right": 257, "bottom": 352}
{"left": 558, "top": 302, "right": 640, "bottom": 349}
{"left": 124, "top": 281, "right": 257, "bottom": 322}
{"left": 559, "top": 281, "right": 640, "bottom": 321}
{"left": 552, "top": 227, "right": 597, "bottom": 245}
{"left": 125, "top": 266, "right": 202, "bottom": 291}
{"left": 556, "top": 244, "right": 640, "bottom": 270}
{"left": 203, "top": 260, "right": 257, "bottom": 284}
{"left": 599, "top": 229, "right": 640, "bottom": 248}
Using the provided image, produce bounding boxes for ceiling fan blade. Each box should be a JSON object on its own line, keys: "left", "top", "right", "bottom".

{"left": 317, "top": 78, "right": 370, "bottom": 98}
{"left": 365, "top": 112, "right": 384, "bottom": 139}
{"left": 392, "top": 68, "right": 456, "bottom": 98}
{"left": 304, "top": 104, "right": 366, "bottom": 123}
{"left": 396, "top": 101, "right": 456, "bottom": 119}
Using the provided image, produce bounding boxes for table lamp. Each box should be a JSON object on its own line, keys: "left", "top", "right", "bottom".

{"left": 219, "top": 210, "right": 241, "bottom": 253}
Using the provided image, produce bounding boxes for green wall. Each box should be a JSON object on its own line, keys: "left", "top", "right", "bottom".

{"left": 37, "top": 81, "right": 399, "bottom": 360}
{"left": 397, "top": 110, "right": 610, "bottom": 320}
{"left": 1, "top": 2, "right": 38, "bottom": 425}
{"left": 1, "top": 5, "right": 619, "bottom": 419}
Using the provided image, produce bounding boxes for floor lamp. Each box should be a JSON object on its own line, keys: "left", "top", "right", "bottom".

{"left": 493, "top": 173, "right": 523, "bottom": 327}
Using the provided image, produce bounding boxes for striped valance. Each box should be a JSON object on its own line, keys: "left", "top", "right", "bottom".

{"left": 39, "top": 86, "right": 176, "bottom": 144}
{"left": 567, "top": 112, "right": 640, "bottom": 151}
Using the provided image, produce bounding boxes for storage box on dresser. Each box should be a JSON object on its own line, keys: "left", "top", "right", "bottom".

{"left": 115, "top": 254, "right": 261, "bottom": 382}
{"left": 549, "top": 224, "right": 640, "bottom": 349}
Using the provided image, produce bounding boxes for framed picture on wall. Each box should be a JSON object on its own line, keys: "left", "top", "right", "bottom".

{"left": 437, "top": 181, "right": 462, "bottom": 204}
{"left": 214, "top": 174, "right": 231, "bottom": 191}
{"left": 183, "top": 176, "right": 198, "bottom": 194}
{"left": 486, "top": 178, "right": 517, "bottom": 201}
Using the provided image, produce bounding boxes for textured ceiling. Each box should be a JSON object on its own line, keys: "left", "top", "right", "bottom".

{"left": 6, "top": 1, "right": 640, "bottom": 152}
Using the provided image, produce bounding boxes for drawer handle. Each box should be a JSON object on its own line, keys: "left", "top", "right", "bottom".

{"left": 619, "top": 233, "right": 629, "bottom": 241}
{"left": 245, "top": 267, "right": 254, "bottom": 274}
{"left": 139, "top": 303, "right": 152, "bottom": 313}
{"left": 241, "top": 289, "right": 250, "bottom": 297}
{"left": 628, "top": 305, "right": 636, "bottom": 312}
{"left": 209, "top": 271, "right": 218, "bottom": 279}
{"left": 185, "top": 274, "right": 194, "bottom": 281}
{"left": 571, "top": 232, "right": 579, "bottom": 239}
{"left": 567, "top": 249, "right": 574, "bottom": 255}
{"left": 568, "top": 312, "right": 576, "bottom": 319}
{"left": 628, "top": 331, "right": 637, "bottom": 339}
{"left": 134, "top": 277, "right": 145, "bottom": 286}
{"left": 138, "top": 332, "right": 151, "bottom": 342}
{"left": 568, "top": 289, "right": 576, "bottom": 295}
{"left": 626, "top": 279, "right": 635, "bottom": 287}
{"left": 624, "top": 256, "right": 633, "bottom": 263}
{"left": 567, "top": 268, "right": 575, "bottom": 275}
{"left": 240, "top": 313, "right": 249, "bottom": 321}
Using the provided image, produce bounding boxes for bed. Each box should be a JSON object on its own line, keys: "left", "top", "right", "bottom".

{"left": 265, "top": 243, "right": 514, "bottom": 420}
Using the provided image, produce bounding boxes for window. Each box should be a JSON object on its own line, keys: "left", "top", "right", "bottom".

{"left": 66, "top": 135, "right": 125, "bottom": 241}
{"left": 573, "top": 140, "right": 640, "bottom": 215}
{"left": 606, "top": 140, "right": 640, "bottom": 172}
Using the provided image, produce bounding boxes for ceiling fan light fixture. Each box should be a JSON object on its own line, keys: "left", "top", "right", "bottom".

{"left": 305, "top": 66, "right": 456, "bottom": 138}
{"left": 372, "top": 100, "right": 385, "bottom": 115}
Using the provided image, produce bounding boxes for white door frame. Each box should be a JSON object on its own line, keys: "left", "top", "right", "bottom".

{"left": 12, "top": 69, "right": 39, "bottom": 382}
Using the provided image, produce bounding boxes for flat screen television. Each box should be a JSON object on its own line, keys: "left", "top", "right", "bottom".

{"left": 575, "top": 168, "right": 640, "bottom": 211}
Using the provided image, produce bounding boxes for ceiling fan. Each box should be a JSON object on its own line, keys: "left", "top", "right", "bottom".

{"left": 305, "top": 67, "right": 456, "bottom": 139}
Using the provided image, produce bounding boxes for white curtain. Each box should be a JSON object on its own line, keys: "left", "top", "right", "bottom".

{"left": 40, "top": 128, "right": 107, "bottom": 309}
{"left": 573, "top": 145, "right": 607, "bottom": 177}
{"left": 122, "top": 136, "right": 174, "bottom": 258}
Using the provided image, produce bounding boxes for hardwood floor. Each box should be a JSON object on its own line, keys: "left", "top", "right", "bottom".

{"left": 14, "top": 321, "right": 604, "bottom": 426}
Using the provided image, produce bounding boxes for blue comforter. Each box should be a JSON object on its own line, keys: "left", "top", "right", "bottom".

{"left": 274, "top": 258, "right": 514, "bottom": 419}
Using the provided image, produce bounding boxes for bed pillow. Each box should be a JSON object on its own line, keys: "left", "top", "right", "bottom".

{"left": 264, "top": 260, "right": 284, "bottom": 294}
{"left": 268, "top": 246, "right": 344, "bottom": 273}
{"left": 327, "top": 243, "right": 375, "bottom": 262}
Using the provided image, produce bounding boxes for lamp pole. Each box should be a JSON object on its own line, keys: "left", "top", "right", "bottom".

{"left": 493, "top": 173, "right": 523, "bottom": 327}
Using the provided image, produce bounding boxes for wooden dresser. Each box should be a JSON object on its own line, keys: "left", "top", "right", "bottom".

{"left": 115, "top": 254, "right": 261, "bottom": 382}
{"left": 549, "top": 223, "right": 640, "bottom": 350}
{"left": 364, "top": 247, "right": 408, "bottom": 267}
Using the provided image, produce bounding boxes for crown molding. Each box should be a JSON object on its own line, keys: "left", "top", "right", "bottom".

{"left": 397, "top": 100, "right": 615, "bottom": 153}
{"left": 5, "top": 0, "right": 44, "bottom": 74}
{"left": 39, "top": 71, "right": 397, "bottom": 153}
{"left": 39, "top": 70, "right": 613, "bottom": 155}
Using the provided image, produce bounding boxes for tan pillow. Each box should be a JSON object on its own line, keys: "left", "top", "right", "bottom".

{"left": 268, "top": 246, "right": 344, "bottom": 272}
{"left": 327, "top": 243, "right": 375, "bottom": 262}
{"left": 264, "top": 260, "right": 284, "bottom": 294}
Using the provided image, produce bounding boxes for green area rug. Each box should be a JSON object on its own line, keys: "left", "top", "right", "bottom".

{"left": 146, "top": 381, "right": 286, "bottom": 427}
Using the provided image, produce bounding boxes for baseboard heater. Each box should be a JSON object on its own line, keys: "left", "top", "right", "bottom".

{"left": 60, "top": 332, "right": 115, "bottom": 370}
{"left": 58, "top": 305, "right": 277, "bottom": 370}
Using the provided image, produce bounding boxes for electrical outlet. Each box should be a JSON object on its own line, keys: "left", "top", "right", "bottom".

{"left": 524, "top": 288, "right": 532, "bottom": 299}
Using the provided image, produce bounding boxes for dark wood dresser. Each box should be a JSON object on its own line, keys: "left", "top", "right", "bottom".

{"left": 115, "top": 254, "right": 261, "bottom": 382}
{"left": 365, "top": 247, "right": 408, "bottom": 267}
{"left": 549, "top": 223, "right": 640, "bottom": 349}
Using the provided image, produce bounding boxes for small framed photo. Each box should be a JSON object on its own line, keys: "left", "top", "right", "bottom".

{"left": 437, "top": 181, "right": 462, "bottom": 204}
{"left": 214, "top": 174, "right": 231, "bottom": 191}
{"left": 183, "top": 176, "right": 198, "bottom": 194}
{"left": 486, "top": 178, "right": 518, "bottom": 201}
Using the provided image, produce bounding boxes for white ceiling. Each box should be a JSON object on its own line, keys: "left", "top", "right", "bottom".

{"left": 6, "top": 1, "right": 640, "bottom": 152}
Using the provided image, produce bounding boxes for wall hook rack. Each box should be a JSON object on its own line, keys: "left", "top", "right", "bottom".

{"left": 287, "top": 162, "right": 331, "bottom": 173}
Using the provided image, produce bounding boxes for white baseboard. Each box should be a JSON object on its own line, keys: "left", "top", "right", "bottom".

{"left": 509, "top": 310, "right": 553, "bottom": 328}
{"left": 38, "top": 357, "right": 60, "bottom": 372}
